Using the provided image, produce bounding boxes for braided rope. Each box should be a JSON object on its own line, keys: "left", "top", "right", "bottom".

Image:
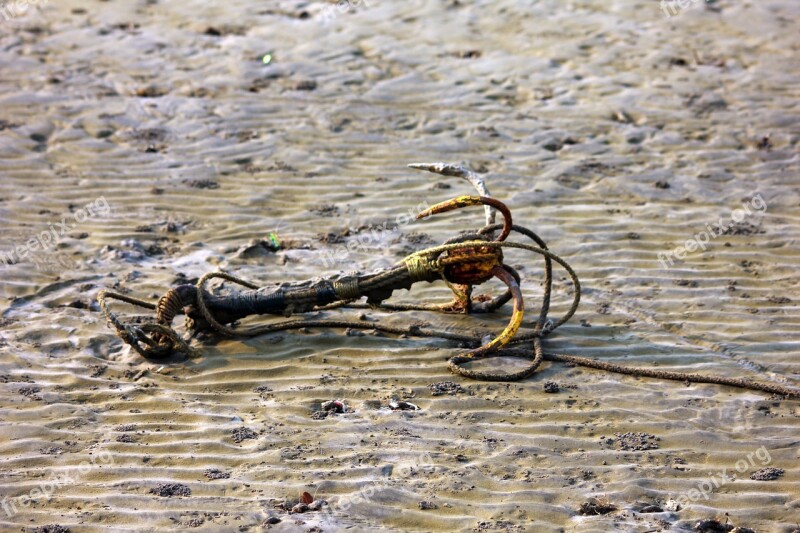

{"left": 404, "top": 254, "right": 440, "bottom": 282}
{"left": 97, "top": 228, "right": 800, "bottom": 398}
{"left": 332, "top": 278, "right": 360, "bottom": 300}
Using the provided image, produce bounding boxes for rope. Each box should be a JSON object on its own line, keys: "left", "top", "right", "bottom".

{"left": 97, "top": 289, "right": 200, "bottom": 359}
{"left": 404, "top": 254, "right": 440, "bottom": 282}
{"left": 332, "top": 278, "right": 360, "bottom": 300}
{"left": 97, "top": 225, "right": 800, "bottom": 399}
{"left": 194, "top": 271, "right": 258, "bottom": 337}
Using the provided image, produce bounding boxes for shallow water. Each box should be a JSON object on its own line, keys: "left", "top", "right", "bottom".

{"left": 1, "top": 0, "right": 799, "bottom": 531}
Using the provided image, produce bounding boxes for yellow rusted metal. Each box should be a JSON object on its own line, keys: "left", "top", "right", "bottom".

{"left": 416, "top": 195, "right": 513, "bottom": 242}
{"left": 478, "top": 265, "right": 524, "bottom": 354}
{"left": 417, "top": 195, "right": 482, "bottom": 217}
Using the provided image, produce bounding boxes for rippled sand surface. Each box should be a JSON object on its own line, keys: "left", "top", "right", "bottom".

{"left": 1, "top": 0, "right": 799, "bottom": 531}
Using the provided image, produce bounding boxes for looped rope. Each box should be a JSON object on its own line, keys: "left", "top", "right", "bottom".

{"left": 97, "top": 289, "right": 200, "bottom": 359}
{"left": 194, "top": 271, "right": 259, "bottom": 337}
{"left": 448, "top": 337, "right": 545, "bottom": 382}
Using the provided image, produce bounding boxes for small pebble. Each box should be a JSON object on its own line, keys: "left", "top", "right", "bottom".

{"left": 291, "top": 502, "right": 309, "bottom": 513}
{"left": 389, "top": 399, "right": 420, "bottom": 411}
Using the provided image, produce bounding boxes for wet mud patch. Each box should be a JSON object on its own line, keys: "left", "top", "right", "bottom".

{"left": 749, "top": 467, "right": 783, "bottom": 481}
{"left": 150, "top": 483, "right": 192, "bottom": 497}
{"left": 601, "top": 432, "right": 660, "bottom": 452}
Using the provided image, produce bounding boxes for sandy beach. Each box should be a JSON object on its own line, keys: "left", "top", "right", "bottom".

{"left": 0, "top": 0, "right": 799, "bottom": 531}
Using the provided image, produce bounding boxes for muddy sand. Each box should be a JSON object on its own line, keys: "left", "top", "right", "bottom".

{"left": 0, "top": 0, "right": 799, "bottom": 531}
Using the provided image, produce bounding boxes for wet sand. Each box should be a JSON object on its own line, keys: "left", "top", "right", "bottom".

{"left": 0, "top": 0, "right": 799, "bottom": 531}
